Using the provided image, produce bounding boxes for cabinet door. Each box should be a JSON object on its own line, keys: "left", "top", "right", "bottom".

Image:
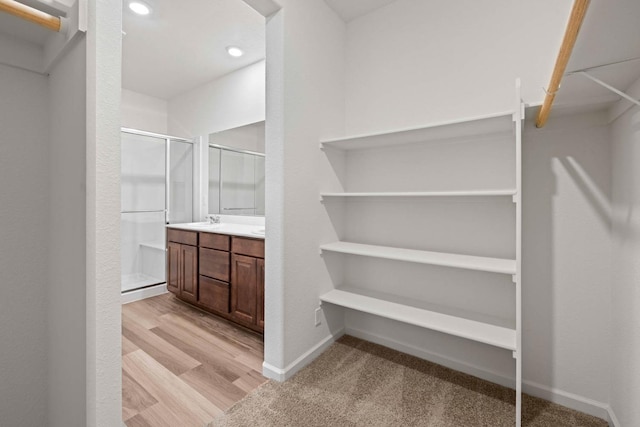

{"left": 257, "top": 258, "right": 265, "bottom": 331}
{"left": 180, "top": 244, "right": 198, "bottom": 304}
{"left": 167, "top": 242, "right": 181, "bottom": 295}
{"left": 231, "top": 254, "right": 258, "bottom": 325}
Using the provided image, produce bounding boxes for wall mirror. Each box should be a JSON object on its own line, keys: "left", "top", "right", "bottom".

{"left": 208, "top": 121, "right": 265, "bottom": 216}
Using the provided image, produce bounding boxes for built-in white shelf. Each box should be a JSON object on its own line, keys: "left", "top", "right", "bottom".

{"left": 320, "top": 287, "right": 516, "bottom": 350}
{"left": 321, "top": 189, "right": 517, "bottom": 200}
{"left": 320, "top": 111, "right": 514, "bottom": 150}
{"left": 320, "top": 241, "right": 516, "bottom": 275}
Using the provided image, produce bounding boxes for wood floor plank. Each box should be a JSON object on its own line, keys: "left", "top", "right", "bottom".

{"left": 123, "top": 350, "right": 223, "bottom": 426}
{"left": 122, "top": 370, "right": 158, "bottom": 421}
{"left": 232, "top": 370, "right": 268, "bottom": 394}
{"left": 151, "top": 324, "right": 250, "bottom": 382}
{"left": 123, "top": 304, "right": 162, "bottom": 330}
{"left": 158, "top": 312, "right": 248, "bottom": 358}
{"left": 124, "top": 413, "right": 154, "bottom": 427}
{"left": 122, "top": 294, "right": 265, "bottom": 426}
{"left": 135, "top": 402, "right": 207, "bottom": 427}
{"left": 234, "top": 351, "right": 264, "bottom": 373}
{"left": 167, "top": 297, "right": 264, "bottom": 354}
{"left": 123, "top": 320, "right": 201, "bottom": 376}
{"left": 180, "top": 364, "right": 248, "bottom": 411}
{"left": 122, "top": 336, "right": 139, "bottom": 356}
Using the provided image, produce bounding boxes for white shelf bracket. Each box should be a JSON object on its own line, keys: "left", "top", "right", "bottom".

{"left": 512, "top": 194, "right": 518, "bottom": 204}
{"left": 43, "top": 0, "right": 88, "bottom": 73}
{"left": 513, "top": 350, "right": 518, "bottom": 359}
{"left": 512, "top": 274, "right": 517, "bottom": 284}
{"left": 572, "top": 71, "right": 640, "bottom": 108}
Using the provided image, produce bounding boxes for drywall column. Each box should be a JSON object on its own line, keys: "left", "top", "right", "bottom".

{"left": 610, "top": 81, "right": 640, "bottom": 427}
{"left": 86, "top": 0, "right": 122, "bottom": 425}
{"left": 0, "top": 63, "right": 49, "bottom": 427}
{"left": 263, "top": 0, "right": 347, "bottom": 379}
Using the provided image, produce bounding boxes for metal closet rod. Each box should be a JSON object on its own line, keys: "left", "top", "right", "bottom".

{"left": 536, "top": 0, "right": 590, "bottom": 128}
{"left": 0, "top": 0, "right": 62, "bottom": 32}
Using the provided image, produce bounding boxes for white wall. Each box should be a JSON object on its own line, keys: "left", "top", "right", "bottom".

{"left": 209, "top": 121, "right": 265, "bottom": 153}
{"left": 343, "top": 0, "right": 574, "bottom": 135}
{"left": 522, "top": 111, "right": 611, "bottom": 410}
{"left": 610, "top": 92, "right": 640, "bottom": 426}
{"left": 263, "top": 0, "right": 347, "bottom": 377}
{"left": 168, "top": 60, "right": 265, "bottom": 138}
{"left": 0, "top": 63, "right": 49, "bottom": 427}
{"left": 330, "top": 110, "right": 612, "bottom": 414}
{"left": 47, "top": 38, "right": 88, "bottom": 427}
{"left": 121, "top": 88, "right": 168, "bottom": 134}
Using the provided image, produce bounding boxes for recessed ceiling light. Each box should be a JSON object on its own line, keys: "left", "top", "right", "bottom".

{"left": 129, "top": 1, "right": 151, "bottom": 15}
{"left": 226, "top": 46, "right": 244, "bottom": 58}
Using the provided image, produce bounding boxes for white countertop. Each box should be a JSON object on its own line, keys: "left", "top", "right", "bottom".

{"left": 167, "top": 222, "right": 265, "bottom": 240}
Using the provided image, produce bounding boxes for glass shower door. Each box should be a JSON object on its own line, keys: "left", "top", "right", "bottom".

{"left": 169, "top": 140, "right": 194, "bottom": 224}
{"left": 121, "top": 132, "right": 167, "bottom": 292}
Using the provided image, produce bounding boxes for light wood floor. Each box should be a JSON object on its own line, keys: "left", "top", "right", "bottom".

{"left": 122, "top": 293, "right": 267, "bottom": 426}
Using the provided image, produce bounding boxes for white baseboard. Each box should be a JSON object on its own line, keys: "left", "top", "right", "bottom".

{"left": 607, "top": 406, "right": 621, "bottom": 427}
{"left": 523, "top": 380, "right": 609, "bottom": 421}
{"left": 262, "top": 328, "right": 345, "bottom": 382}
{"left": 122, "top": 284, "right": 168, "bottom": 304}
{"left": 345, "top": 327, "right": 610, "bottom": 422}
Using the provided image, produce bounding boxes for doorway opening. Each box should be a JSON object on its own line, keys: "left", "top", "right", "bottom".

{"left": 119, "top": 0, "right": 269, "bottom": 424}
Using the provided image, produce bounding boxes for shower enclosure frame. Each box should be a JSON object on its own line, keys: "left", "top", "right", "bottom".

{"left": 121, "top": 127, "right": 195, "bottom": 293}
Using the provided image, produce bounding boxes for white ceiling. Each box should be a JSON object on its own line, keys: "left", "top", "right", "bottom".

{"left": 323, "top": 0, "right": 399, "bottom": 22}
{"left": 550, "top": 0, "right": 640, "bottom": 112}
{"left": 122, "top": 0, "right": 265, "bottom": 100}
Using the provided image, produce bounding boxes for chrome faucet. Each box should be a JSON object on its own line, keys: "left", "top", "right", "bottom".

{"left": 207, "top": 214, "right": 221, "bottom": 225}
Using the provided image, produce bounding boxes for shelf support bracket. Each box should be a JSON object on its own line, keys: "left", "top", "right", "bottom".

{"left": 512, "top": 274, "right": 517, "bottom": 284}
{"left": 513, "top": 351, "right": 518, "bottom": 359}
{"left": 571, "top": 71, "right": 640, "bottom": 108}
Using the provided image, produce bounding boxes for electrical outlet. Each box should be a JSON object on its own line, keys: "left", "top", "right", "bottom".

{"left": 314, "top": 307, "right": 322, "bottom": 326}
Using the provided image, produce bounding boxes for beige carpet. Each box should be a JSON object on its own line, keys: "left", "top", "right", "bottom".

{"left": 211, "top": 336, "right": 607, "bottom": 427}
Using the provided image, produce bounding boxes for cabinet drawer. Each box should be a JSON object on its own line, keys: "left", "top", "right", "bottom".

{"left": 199, "top": 248, "right": 230, "bottom": 281}
{"left": 200, "top": 232, "right": 230, "bottom": 251}
{"left": 199, "top": 276, "right": 230, "bottom": 314}
{"left": 232, "top": 237, "right": 264, "bottom": 258}
{"left": 167, "top": 229, "right": 198, "bottom": 246}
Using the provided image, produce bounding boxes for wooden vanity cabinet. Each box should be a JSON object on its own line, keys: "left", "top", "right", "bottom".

{"left": 166, "top": 230, "right": 198, "bottom": 304}
{"left": 166, "top": 228, "right": 264, "bottom": 333}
